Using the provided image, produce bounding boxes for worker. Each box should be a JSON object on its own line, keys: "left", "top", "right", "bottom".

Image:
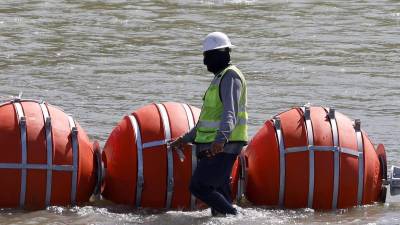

{"left": 169, "top": 32, "right": 248, "bottom": 216}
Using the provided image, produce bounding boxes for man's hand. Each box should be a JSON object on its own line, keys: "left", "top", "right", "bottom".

{"left": 206, "top": 141, "right": 225, "bottom": 157}
{"left": 167, "top": 137, "right": 186, "bottom": 162}
{"left": 168, "top": 137, "right": 183, "bottom": 151}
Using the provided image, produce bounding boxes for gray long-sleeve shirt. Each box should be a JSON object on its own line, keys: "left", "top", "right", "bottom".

{"left": 182, "top": 67, "right": 245, "bottom": 154}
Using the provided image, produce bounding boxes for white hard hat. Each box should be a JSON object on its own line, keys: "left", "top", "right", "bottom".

{"left": 202, "top": 32, "right": 235, "bottom": 52}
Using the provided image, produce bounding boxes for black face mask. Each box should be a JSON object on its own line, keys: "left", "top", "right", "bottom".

{"left": 203, "top": 49, "right": 231, "bottom": 74}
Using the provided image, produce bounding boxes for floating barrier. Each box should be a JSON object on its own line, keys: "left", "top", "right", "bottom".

{"left": 3, "top": 99, "right": 398, "bottom": 211}
{"left": 102, "top": 102, "right": 200, "bottom": 210}
{"left": 0, "top": 99, "right": 98, "bottom": 209}
{"left": 232, "top": 106, "right": 388, "bottom": 210}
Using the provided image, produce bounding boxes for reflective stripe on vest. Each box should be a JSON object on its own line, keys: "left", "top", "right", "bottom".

{"left": 197, "top": 117, "right": 247, "bottom": 129}
{"left": 195, "top": 65, "right": 248, "bottom": 143}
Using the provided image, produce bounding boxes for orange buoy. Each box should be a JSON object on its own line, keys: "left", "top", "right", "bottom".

{"left": 0, "top": 99, "right": 97, "bottom": 209}
{"left": 102, "top": 102, "right": 200, "bottom": 210}
{"left": 232, "top": 106, "right": 386, "bottom": 210}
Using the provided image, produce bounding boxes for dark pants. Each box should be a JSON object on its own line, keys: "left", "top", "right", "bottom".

{"left": 189, "top": 152, "right": 238, "bottom": 215}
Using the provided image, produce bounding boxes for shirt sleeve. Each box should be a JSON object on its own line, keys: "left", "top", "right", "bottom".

{"left": 214, "top": 69, "right": 242, "bottom": 143}
{"left": 181, "top": 127, "right": 196, "bottom": 143}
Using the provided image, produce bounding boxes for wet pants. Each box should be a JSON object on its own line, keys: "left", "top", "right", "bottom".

{"left": 189, "top": 152, "right": 238, "bottom": 215}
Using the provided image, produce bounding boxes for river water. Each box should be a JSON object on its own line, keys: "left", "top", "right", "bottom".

{"left": 0, "top": 0, "right": 399, "bottom": 224}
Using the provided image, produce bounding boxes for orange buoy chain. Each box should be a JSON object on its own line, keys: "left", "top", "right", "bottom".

{"left": 265, "top": 106, "right": 370, "bottom": 209}
{"left": 127, "top": 103, "right": 198, "bottom": 209}
{"left": 0, "top": 99, "right": 86, "bottom": 208}
{"left": 103, "top": 102, "right": 201, "bottom": 210}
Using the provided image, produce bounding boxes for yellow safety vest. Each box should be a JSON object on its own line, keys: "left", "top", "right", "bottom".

{"left": 195, "top": 65, "right": 248, "bottom": 143}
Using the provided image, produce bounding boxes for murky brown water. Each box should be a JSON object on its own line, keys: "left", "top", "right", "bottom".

{"left": 1, "top": 0, "right": 400, "bottom": 224}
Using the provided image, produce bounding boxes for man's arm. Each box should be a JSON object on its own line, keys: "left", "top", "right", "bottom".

{"left": 214, "top": 69, "right": 242, "bottom": 144}
{"left": 181, "top": 127, "right": 196, "bottom": 143}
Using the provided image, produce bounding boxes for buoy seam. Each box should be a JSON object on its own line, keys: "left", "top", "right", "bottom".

{"left": 155, "top": 104, "right": 174, "bottom": 209}
{"left": 273, "top": 117, "right": 285, "bottom": 208}
{"left": 237, "top": 154, "right": 247, "bottom": 201}
{"left": 301, "top": 106, "right": 315, "bottom": 209}
{"left": 142, "top": 140, "right": 168, "bottom": 149}
{"left": 355, "top": 120, "right": 364, "bottom": 205}
{"left": 284, "top": 146, "right": 359, "bottom": 156}
{"left": 39, "top": 102, "right": 54, "bottom": 207}
{"left": 191, "top": 144, "right": 197, "bottom": 210}
{"left": 13, "top": 102, "right": 27, "bottom": 208}
{"left": 128, "top": 115, "right": 144, "bottom": 208}
{"left": 182, "top": 104, "right": 195, "bottom": 129}
{"left": 325, "top": 107, "right": 340, "bottom": 209}
{"left": 0, "top": 164, "right": 75, "bottom": 170}
{"left": 182, "top": 103, "right": 197, "bottom": 210}
{"left": 67, "top": 115, "right": 79, "bottom": 205}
